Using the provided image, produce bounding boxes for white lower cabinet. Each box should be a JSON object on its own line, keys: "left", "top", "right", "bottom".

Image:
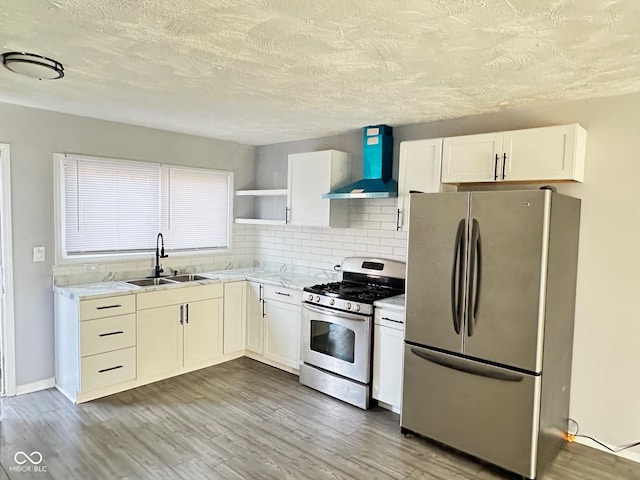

{"left": 223, "top": 281, "right": 247, "bottom": 354}
{"left": 246, "top": 281, "right": 264, "bottom": 354}
{"left": 54, "top": 292, "right": 138, "bottom": 403}
{"left": 137, "top": 305, "right": 183, "bottom": 379}
{"left": 246, "top": 282, "right": 302, "bottom": 372}
{"left": 372, "top": 308, "right": 405, "bottom": 412}
{"left": 264, "top": 300, "right": 301, "bottom": 369}
{"left": 136, "top": 284, "right": 224, "bottom": 382}
{"left": 56, "top": 278, "right": 303, "bottom": 403}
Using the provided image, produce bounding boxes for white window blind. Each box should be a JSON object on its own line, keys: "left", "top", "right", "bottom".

{"left": 60, "top": 155, "right": 232, "bottom": 259}
{"left": 161, "top": 166, "right": 231, "bottom": 251}
{"left": 63, "top": 156, "right": 160, "bottom": 255}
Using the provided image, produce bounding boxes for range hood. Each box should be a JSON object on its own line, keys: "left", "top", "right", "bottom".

{"left": 323, "top": 125, "right": 398, "bottom": 199}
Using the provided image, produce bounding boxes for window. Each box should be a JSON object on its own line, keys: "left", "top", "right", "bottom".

{"left": 56, "top": 154, "right": 232, "bottom": 261}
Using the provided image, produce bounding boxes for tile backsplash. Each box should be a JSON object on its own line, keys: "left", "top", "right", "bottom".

{"left": 254, "top": 198, "right": 407, "bottom": 271}
{"left": 53, "top": 199, "right": 408, "bottom": 286}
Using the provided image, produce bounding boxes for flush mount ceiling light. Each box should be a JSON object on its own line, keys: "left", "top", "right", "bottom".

{"left": 1, "top": 51, "right": 64, "bottom": 80}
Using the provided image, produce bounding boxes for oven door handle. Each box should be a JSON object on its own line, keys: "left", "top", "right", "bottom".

{"left": 302, "top": 303, "right": 369, "bottom": 321}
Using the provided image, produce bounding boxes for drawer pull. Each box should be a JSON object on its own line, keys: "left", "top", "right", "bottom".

{"left": 275, "top": 291, "right": 291, "bottom": 297}
{"left": 96, "top": 304, "right": 122, "bottom": 310}
{"left": 98, "top": 365, "right": 123, "bottom": 373}
{"left": 98, "top": 330, "right": 124, "bottom": 337}
{"left": 382, "top": 317, "right": 404, "bottom": 324}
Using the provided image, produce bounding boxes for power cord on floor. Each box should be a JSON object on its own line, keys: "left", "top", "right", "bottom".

{"left": 565, "top": 418, "right": 640, "bottom": 453}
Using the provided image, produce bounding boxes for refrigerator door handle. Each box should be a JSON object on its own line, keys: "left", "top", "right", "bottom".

{"left": 450, "top": 219, "right": 465, "bottom": 334}
{"left": 410, "top": 347, "right": 523, "bottom": 383}
{"left": 467, "top": 218, "right": 482, "bottom": 337}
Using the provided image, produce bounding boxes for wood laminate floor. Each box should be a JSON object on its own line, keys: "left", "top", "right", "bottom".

{"left": 0, "top": 358, "right": 638, "bottom": 480}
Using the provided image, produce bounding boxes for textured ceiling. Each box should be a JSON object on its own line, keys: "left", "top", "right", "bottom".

{"left": 1, "top": 0, "right": 640, "bottom": 145}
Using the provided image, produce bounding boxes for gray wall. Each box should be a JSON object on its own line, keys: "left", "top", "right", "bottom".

{"left": 255, "top": 91, "right": 640, "bottom": 462}
{"left": 0, "top": 102, "right": 255, "bottom": 387}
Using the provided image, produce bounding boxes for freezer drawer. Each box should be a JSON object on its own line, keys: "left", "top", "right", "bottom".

{"left": 401, "top": 344, "right": 541, "bottom": 479}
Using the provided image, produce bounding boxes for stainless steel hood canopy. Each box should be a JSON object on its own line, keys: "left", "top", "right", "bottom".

{"left": 323, "top": 125, "right": 397, "bottom": 199}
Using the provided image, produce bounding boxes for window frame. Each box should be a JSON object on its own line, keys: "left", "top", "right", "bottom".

{"left": 54, "top": 153, "right": 234, "bottom": 265}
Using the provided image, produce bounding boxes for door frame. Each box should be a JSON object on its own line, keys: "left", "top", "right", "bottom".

{"left": 0, "top": 144, "right": 16, "bottom": 396}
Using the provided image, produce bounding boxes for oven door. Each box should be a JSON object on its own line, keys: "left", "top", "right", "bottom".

{"left": 301, "top": 303, "right": 372, "bottom": 384}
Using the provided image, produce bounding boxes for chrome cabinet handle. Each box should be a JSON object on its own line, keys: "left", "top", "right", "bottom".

{"left": 180, "top": 304, "right": 184, "bottom": 325}
{"left": 494, "top": 154, "right": 499, "bottom": 180}
{"left": 185, "top": 303, "right": 189, "bottom": 324}
{"left": 275, "top": 291, "right": 291, "bottom": 297}
{"left": 396, "top": 208, "right": 401, "bottom": 231}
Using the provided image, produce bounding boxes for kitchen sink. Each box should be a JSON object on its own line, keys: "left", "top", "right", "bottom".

{"left": 166, "top": 274, "right": 210, "bottom": 282}
{"left": 125, "top": 278, "right": 178, "bottom": 287}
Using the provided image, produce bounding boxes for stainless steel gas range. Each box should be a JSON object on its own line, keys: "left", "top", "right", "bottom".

{"left": 299, "top": 257, "right": 406, "bottom": 409}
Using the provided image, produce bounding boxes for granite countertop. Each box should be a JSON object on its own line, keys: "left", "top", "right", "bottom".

{"left": 374, "top": 294, "right": 406, "bottom": 312}
{"left": 54, "top": 267, "right": 337, "bottom": 301}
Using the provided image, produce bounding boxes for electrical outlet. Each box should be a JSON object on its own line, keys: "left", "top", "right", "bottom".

{"left": 84, "top": 264, "right": 98, "bottom": 272}
{"left": 33, "top": 246, "right": 45, "bottom": 263}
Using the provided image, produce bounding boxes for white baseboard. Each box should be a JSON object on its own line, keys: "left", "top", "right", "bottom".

{"left": 16, "top": 377, "right": 55, "bottom": 395}
{"left": 574, "top": 437, "right": 640, "bottom": 465}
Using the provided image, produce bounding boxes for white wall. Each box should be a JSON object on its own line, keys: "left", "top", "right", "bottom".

{"left": 255, "top": 91, "right": 640, "bottom": 462}
{"left": 0, "top": 102, "right": 255, "bottom": 388}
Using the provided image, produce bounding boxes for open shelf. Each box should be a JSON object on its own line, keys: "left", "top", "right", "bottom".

{"left": 235, "top": 189, "right": 288, "bottom": 197}
{"left": 235, "top": 218, "right": 287, "bottom": 226}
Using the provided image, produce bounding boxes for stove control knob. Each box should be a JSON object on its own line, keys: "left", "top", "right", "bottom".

{"left": 315, "top": 295, "right": 320, "bottom": 302}
{"left": 308, "top": 294, "right": 314, "bottom": 301}
{"left": 345, "top": 302, "right": 352, "bottom": 310}
{"left": 354, "top": 304, "right": 361, "bottom": 312}
{"left": 330, "top": 299, "right": 335, "bottom": 305}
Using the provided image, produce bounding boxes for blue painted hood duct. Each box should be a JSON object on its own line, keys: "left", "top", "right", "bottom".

{"left": 323, "top": 125, "right": 398, "bottom": 199}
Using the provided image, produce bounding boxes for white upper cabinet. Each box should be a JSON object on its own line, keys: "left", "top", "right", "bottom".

{"left": 441, "top": 133, "right": 502, "bottom": 184}
{"left": 287, "top": 150, "right": 351, "bottom": 227}
{"left": 441, "top": 124, "right": 586, "bottom": 184}
{"left": 397, "top": 138, "right": 443, "bottom": 231}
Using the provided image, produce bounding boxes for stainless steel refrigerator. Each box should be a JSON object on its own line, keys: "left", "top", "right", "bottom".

{"left": 401, "top": 189, "right": 580, "bottom": 480}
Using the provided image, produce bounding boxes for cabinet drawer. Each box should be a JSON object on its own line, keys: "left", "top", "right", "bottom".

{"left": 80, "top": 294, "right": 135, "bottom": 321}
{"left": 375, "top": 308, "right": 405, "bottom": 329}
{"left": 80, "top": 347, "right": 136, "bottom": 392}
{"left": 80, "top": 314, "right": 136, "bottom": 357}
{"left": 137, "top": 283, "right": 223, "bottom": 310}
{"left": 263, "top": 285, "right": 302, "bottom": 305}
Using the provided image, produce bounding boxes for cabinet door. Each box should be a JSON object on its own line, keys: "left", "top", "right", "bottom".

{"left": 372, "top": 323, "right": 404, "bottom": 408}
{"left": 183, "top": 298, "right": 223, "bottom": 368}
{"left": 503, "top": 124, "right": 583, "bottom": 182}
{"left": 223, "top": 281, "right": 246, "bottom": 354}
{"left": 246, "top": 282, "right": 263, "bottom": 354}
{"left": 441, "top": 133, "right": 502, "bottom": 183}
{"left": 137, "top": 305, "right": 182, "bottom": 380}
{"left": 287, "top": 150, "right": 350, "bottom": 227}
{"left": 398, "top": 139, "right": 443, "bottom": 231}
{"left": 264, "top": 300, "right": 301, "bottom": 369}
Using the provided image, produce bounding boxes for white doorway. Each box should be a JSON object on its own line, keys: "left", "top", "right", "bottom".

{"left": 0, "top": 144, "right": 15, "bottom": 397}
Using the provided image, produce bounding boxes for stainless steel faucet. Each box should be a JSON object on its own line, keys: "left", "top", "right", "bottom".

{"left": 154, "top": 232, "right": 168, "bottom": 278}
